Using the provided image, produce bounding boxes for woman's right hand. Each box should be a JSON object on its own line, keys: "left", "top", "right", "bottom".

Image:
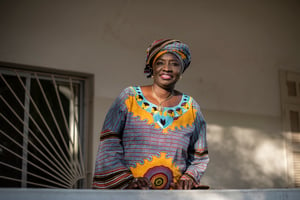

{"left": 126, "top": 177, "right": 151, "bottom": 190}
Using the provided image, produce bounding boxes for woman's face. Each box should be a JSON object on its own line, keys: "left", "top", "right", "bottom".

{"left": 152, "top": 53, "right": 182, "bottom": 89}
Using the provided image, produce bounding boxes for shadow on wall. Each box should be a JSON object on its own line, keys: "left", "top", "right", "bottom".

{"left": 201, "top": 109, "right": 289, "bottom": 189}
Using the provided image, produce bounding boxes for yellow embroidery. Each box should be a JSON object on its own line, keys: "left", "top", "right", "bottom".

{"left": 164, "top": 100, "right": 196, "bottom": 133}
{"left": 125, "top": 95, "right": 155, "bottom": 124}
{"left": 125, "top": 92, "right": 197, "bottom": 133}
{"left": 130, "top": 152, "right": 181, "bottom": 189}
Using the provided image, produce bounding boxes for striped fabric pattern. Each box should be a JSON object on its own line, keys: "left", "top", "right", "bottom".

{"left": 92, "top": 86, "right": 209, "bottom": 189}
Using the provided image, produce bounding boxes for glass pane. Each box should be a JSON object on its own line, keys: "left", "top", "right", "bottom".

{"left": 290, "top": 110, "right": 300, "bottom": 133}
{"left": 27, "top": 77, "right": 82, "bottom": 188}
{"left": 0, "top": 68, "right": 85, "bottom": 188}
{"left": 287, "top": 81, "right": 297, "bottom": 97}
{"left": 0, "top": 74, "right": 26, "bottom": 187}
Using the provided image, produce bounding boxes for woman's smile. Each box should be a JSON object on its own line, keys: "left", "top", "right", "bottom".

{"left": 153, "top": 53, "right": 182, "bottom": 88}
{"left": 160, "top": 73, "right": 173, "bottom": 80}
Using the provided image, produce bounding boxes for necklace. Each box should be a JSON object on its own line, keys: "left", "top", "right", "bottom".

{"left": 151, "top": 85, "right": 174, "bottom": 112}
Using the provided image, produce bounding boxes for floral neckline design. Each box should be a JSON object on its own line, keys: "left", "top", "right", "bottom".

{"left": 132, "top": 86, "right": 192, "bottom": 130}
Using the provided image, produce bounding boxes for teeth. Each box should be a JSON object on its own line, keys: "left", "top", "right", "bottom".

{"left": 161, "top": 75, "right": 171, "bottom": 79}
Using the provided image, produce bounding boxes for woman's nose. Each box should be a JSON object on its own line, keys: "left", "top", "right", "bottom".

{"left": 162, "top": 63, "right": 172, "bottom": 71}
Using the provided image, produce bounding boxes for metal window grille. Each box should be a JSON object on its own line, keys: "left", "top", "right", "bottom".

{"left": 0, "top": 67, "right": 86, "bottom": 188}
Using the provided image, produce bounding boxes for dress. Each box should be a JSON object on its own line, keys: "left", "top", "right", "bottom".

{"left": 92, "top": 86, "right": 209, "bottom": 189}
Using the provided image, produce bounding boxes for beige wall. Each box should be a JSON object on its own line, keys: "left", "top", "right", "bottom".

{"left": 0, "top": 0, "right": 299, "bottom": 188}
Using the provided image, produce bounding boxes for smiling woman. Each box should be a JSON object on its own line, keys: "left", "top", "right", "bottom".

{"left": 92, "top": 39, "right": 209, "bottom": 190}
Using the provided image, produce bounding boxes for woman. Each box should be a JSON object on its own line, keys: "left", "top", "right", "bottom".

{"left": 92, "top": 39, "right": 209, "bottom": 190}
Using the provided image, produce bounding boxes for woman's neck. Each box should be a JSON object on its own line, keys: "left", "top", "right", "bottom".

{"left": 151, "top": 84, "right": 174, "bottom": 99}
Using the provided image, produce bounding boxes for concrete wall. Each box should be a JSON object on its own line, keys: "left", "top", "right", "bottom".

{"left": 0, "top": 0, "right": 299, "bottom": 189}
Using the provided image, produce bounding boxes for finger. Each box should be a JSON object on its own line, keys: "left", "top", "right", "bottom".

{"left": 145, "top": 178, "right": 152, "bottom": 188}
{"left": 140, "top": 178, "right": 149, "bottom": 187}
{"left": 142, "top": 178, "right": 152, "bottom": 189}
{"left": 127, "top": 181, "right": 138, "bottom": 189}
{"left": 177, "top": 180, "right": 183, "bottom": 189}
{"left": 129, "top": 178, "right": 140, "bottom": 189}
{"left": 184, "top": 180, "right": 188, "bottom": 190}
{"left": 170, "top": 182, "right": 176, "bottom": 189}
{"left": 138, "top": 179, "right": 149, "bottom": 190}
{"left": 137, "top": 179, "right": 149, "bottom": 189}
{"left": 136, "top": 182, "right": 143, "bottom": 189}
{"left": 187, "top": 180, "right": 193, "bottom": 190}
{"left": 187, "top": 180, "right": 194, "bottom": 190}
{"left": 132, "top": 182, "right": 139, "bottom": 189}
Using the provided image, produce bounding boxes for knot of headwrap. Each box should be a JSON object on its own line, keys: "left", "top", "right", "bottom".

{"left": 144, "top": 39, "right": 191, "bottom": 78}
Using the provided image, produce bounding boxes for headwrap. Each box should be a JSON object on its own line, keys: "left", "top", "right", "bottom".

{"left": 144, "top": 39, "right": 191, "bottom": 78}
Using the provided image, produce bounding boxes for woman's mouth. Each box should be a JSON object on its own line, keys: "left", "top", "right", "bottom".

{"left": 160, "top": 74, "right": 172, "bottom": 80}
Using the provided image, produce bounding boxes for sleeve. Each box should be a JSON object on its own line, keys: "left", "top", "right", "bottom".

{"left": 92, "top": 87, "right": 134, "bottom": 189}
{"left": 180, "top": 99, "right": 209, "bottom": 185}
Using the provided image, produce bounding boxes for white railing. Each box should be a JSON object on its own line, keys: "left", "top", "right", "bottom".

{"left": 0, "top": 188, "right": 300, "bottom": 200}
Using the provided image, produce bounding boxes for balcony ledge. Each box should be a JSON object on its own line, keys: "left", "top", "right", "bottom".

{"left": 1, "top": 188, "right": 300, "bottom": 200}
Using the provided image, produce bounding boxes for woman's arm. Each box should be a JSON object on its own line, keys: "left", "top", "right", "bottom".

{"left": 176, "top": 101, "right": 209, "bottom": 189}
{"left": 92, "top": 88, "right": 134, "bottom": 189}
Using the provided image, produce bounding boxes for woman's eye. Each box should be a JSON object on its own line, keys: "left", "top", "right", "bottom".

{"left": 156, "top": 61, "right": 164, "bottom": 65}
{"left": 171, "top": 63, "right": 180, "bottom": 66}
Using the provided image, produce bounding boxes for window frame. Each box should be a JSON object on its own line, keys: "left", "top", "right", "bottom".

{"left": 280, "top": 70, "right": 300, "bottom": 188}
{"left": 0, "top": 61, "right": 94, "bottom": 188}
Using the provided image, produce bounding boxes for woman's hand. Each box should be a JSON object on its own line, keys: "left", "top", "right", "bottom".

{"left": 171, "top": 179, "right": 195, "bottom": 190}
{"left": 126, "top": 177, "right": 151, "bottom": 190}
{"left": 170, "top": 174, "right": 197, "bottom": 190}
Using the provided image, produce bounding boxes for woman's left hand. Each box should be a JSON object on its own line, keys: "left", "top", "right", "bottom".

{"left": 171, "top": 179, "right": 195, "bottom": 190}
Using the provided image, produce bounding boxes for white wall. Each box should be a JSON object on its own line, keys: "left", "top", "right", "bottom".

{"left": 0, "top": 0, "right": 299, "bottom": 188}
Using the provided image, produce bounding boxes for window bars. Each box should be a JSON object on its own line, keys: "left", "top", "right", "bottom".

{"left": 0, "top": 68, "right": 86, "bottom": 188}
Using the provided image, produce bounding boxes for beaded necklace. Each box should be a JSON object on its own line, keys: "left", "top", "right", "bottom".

{"left": 151, "top": 85, "right": 174, "bottom": 112}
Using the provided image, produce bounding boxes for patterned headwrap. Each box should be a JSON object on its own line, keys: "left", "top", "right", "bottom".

{"left": 144, "top": 39, "right": 191, "bottom": 78}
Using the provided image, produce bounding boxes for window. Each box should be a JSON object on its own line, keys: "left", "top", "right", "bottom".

{"left": 280, "top": 70, "right": 300, "bottom": 187}
{"left": 0, "top": 63, "right": 94, "bottom": 188}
